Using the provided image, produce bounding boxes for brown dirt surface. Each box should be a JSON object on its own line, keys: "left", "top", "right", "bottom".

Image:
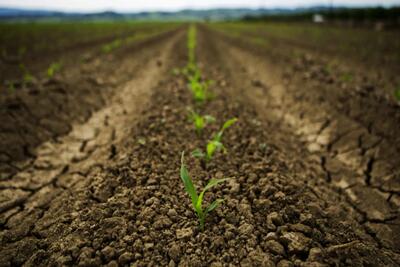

{"left": 0, "top": 23, "right": 399, "bottom": 267}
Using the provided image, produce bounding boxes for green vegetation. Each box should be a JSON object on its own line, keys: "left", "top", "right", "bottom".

{"left": 179, "top": 25, "right": 235, "bottom": 230}
{"left": 187, "top": 25, "right": 197, "bottom": 68}
{"left": 395, "top": 87, "right": 400, "bottom": 101}
{"left": 180, "top": 152, "right": 228, "bottom": 231}
{"left": 181, "top": 25, "right": 215, "bottom": 104}
{"left": 0, "top": 22, "right": 180, "bottom": 57}
{"left": 188, "top": 109, "right": 215, "bottom": 135}
{"left": 102, "top": 39, "right": 122, "bottom": 53}
{"left": 340, "top": 73, "right": 353, "bottom": 83}
{"left": 188, "top": 71, "right": 214, "bottom": 103}
{"left": 212, "top": 22, "right": 400, "bottom": 72}
{"left": 47, "top": 62, "right": 62, "bottom": 78}
{"left": 19, "top": 64, "right": 34, "bottom": 85}
{"left": 193, "top": 118, "right": 237, "bottom": 162}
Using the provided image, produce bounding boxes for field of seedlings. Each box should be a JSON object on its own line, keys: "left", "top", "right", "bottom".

{"left": 0, "top": 21, "right": 400, "bottom": 266}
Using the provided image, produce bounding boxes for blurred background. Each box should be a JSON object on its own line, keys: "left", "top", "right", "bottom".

{"left": 0, "top": 0, "right": 399, "bottom": 27}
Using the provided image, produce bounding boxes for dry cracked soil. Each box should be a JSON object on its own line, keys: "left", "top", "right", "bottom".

{"left": 0, "top": 25, "right": 399, "bottom": 267}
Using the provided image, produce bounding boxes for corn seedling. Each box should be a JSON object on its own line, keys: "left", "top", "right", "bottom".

{"left": 19, "top": 64, "right": 34, "bottom": 86}
{"left": 395, "top": 87, "right": 400, "bottom": 102}
{"left": 188, "top": 75, "right": 215, "bottom": 103}
{"left": 180, "top": 152, "right": 228, "bottom": 231}
{"left": 8, "top": 81, "right": 15, "bottom": 92}
{"left": 187, "top": 25, "right": 196, "bottom": 66}
{"left": 340, "top": 73, "right": 353, "bottom": 83}
{"left": 188, "top": 109, "right": 215, "bottom": 135}
{"left": 102, "top": 39, "right": 122, "bottom": 53}
{"left": 192, "top": 118, "right": 237, "bottom": 162}
{"left": 47, "top": 62, "right": 62, "bottom": 78}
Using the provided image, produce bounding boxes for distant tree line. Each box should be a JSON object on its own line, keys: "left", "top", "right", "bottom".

{"left": 242, "top": 7, "right": 400, "bottom": 26}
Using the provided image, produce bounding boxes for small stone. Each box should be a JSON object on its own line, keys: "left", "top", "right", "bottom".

{"left": 118, "top": 252, "right": 134, "bottom": 265}
{"left": 176, "top": 227, "right": 193, "bottom": 239}
{"left": 265, "top": 240, "right": 285, "bottom": 255}
{"left": 168, "top": 243, "right": 181, "bottom": 261}
{"left": 280, "top": 232, "right": 311, "bottom": 254}
{"left": 238, "top": 223, "right": 254, "bottom": 236}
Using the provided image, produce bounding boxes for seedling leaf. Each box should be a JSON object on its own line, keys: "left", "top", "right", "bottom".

{"left": 180, "top": 153, "right": 228, "bottom": 230}
{"left": 180, "top": 152, "right": 198, "bottom": 207}
{"left": 222, "top": 118, "right": 237, "bottom": 131}
{"left": 205, "top": 199, "right": 224, "bottom": 214}
{"left": 192, "top": 149, "right": 205, "bottom": 158}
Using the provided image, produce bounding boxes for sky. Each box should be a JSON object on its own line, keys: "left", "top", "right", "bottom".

{"left": 0, "top": 0, "right": 399, "bottom": 12}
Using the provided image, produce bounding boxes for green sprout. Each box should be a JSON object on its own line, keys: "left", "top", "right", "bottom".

{"left": 340, "top": 73, "right": 353, "bottom": 83}
{"left": 395, "top": 87, "right": 400, "bottom": 102}
{"left": 187, "top": 25, "right": 196, "bottom": 66}
{"left": 192, "top": 118, "right": 237, "bottom": 162}
{"left": 188, "top": 74, "right": 214, "bottom": 103}
{"left": 19, "top": 64, "right": 34, "bottom": 86}
{"left": 102, "top": 39, "right": 122, "bottom": 53}
{"left": 47, "top": 62, "right": 62, "bottom": 78}
{"left": 180, "top": 152, "right": 228, "bottom": 231}
{"left": 188, "top": 109, "right": 215, "bottom": 135}
{"left": 8, "top": 81, "right": 15, "bottom": 92}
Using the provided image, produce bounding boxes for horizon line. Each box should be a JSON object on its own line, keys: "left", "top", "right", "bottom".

{"left": 0, "top": 3, "right": 398, "bottom": 14}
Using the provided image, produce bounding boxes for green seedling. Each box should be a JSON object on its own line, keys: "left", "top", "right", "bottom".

{"left": 47, "top": 62, "right": 62, "bottom": 78}
{"left": 395, "top": 87, "right": 400, "bottom": 101}
{"left": 19, "top": 64, "right": 34, "bottom": 86}
{"left": 188, "top": 76, "right": 214, "bottom": 103}
{"left": 188, "top": 109, "right": 215, "bottom": 135}
{"left": 102, "top": 39, "right": 122, "bottom": 53}
{"left": 187, "top": 25, "right": 197, "bottom": 65}
{"left": 340, "top": 73, "right": 353, "bottom": 83}
{"left": 8, "top": 81, "right": 15, "bottom": 92}
{"left": 180, "top": 152, "right": 228, "bottom": 231}
{"left": 192, "top": 118, "right": 237, "bottom": 162}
